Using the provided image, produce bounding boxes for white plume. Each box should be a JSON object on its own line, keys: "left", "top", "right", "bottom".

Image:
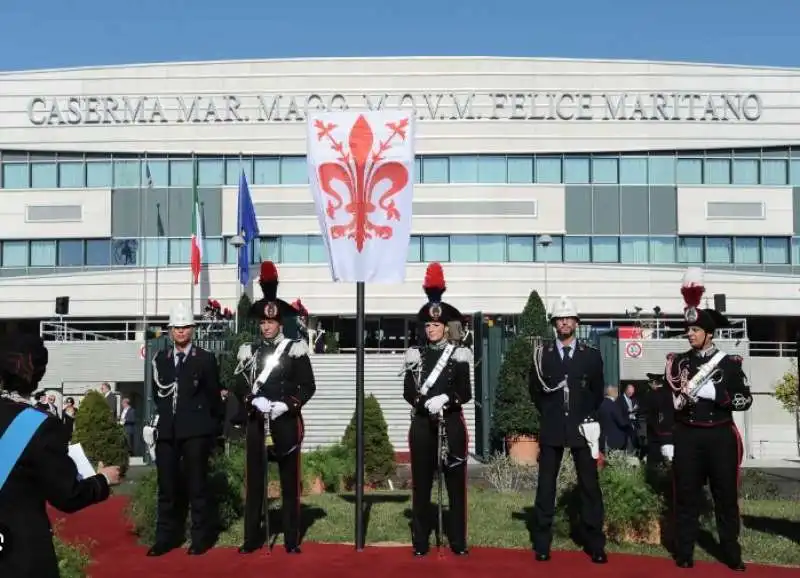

{"left": 681, "top": 267, "right": 704, "bottom": 287}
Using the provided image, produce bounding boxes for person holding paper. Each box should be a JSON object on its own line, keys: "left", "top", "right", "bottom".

{"left": 0, "top": 332, "right": 121, "bottom": 578}
{"left": 233, "top": 261, "right": 316, "bottom": 555}
{"left": 148, "top": 303, "right": 223, "bottom": 557}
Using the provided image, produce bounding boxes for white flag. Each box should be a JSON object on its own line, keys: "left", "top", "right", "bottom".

{"left": 306, "top": 111, "right": 415, "bottom": 283}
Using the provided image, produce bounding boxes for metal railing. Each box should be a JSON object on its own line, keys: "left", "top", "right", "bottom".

{"left": 749, "top": 341, "right": 798, "bottom": 358}
{"left": 39, "top": 318, "right": 234, "bottom": 342}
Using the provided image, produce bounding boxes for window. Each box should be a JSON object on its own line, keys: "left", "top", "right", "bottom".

{"left": 705, "top": 158, "right": 731, "bottom": 185}
{"left": 228, "top": 158, "right": 254, "bottom": 186}
{"left": 676, "top": 158, "right": 702, "bottom": 185}
{"left": 253, "top": 157, "right": 279, "bottom": 185}
{"left": 591, "top": 158, "right": 618, "bottom": 184}
{"left": 142, "top": 160, "right": 168, "bottom": 187}
{"left": 31, "top": 163, "right": 57, "bottom": 188}
{"left": 112, "top": 239, "right": 139, "bottom": 266}
{"left": 791, "top": 159, "right": 800, "bottom": 186}
{"left": 478, "top": 235, "right": 506, "bottom": 262}
{"left": 407, "top": 236, "right": 421, "bottom": 262}
{"left": 537, "top": 235, "right": 563, "bottom": 262}
{"left": 86, "top": 162, "right": 112, "bottom": 188}
{"left": 536, "top": 156, "right": 562, "bottom": 184}
{"left": 197, "top": 159, "right": 224, "bottom": 186}
{"left": 591, "top": 236, "right": 619, "bottom": 262}
{"left": 678, "top": 237, "right": 703, "bottom": 263}
{"left": 792, "top": 237, "right": 800, "bottom": 265}
{"left": 30, "top": 240, "right": 56, "bottom": 267}
{"left": 449, "top": 156, "right": 478, "bottom": 183}
{"left": 169, "top": 238, "right": 191, "bottom": 264}
{"left": 2, "top": 241, "right": 28, "bottom": 267}
{"left": 169, "top": 160, "right": 193, "bottom": 187}
{"left": 58, "top": 240, "right": 84, "bottom": 266}
{"left": 620, "top": 237, "right": 649, "bottom": 264}
{"left": 141, "top": 238, "right": 168, "bottom": 266}
{"left": 280, "top": 157, "right": 308, "bottom": 184}
{"left": 478, "top": 156, "right": 507, "bottom": 183}
{"left": 422, "top": 236, "right": 449, "bottom": 262}
{"left": 507, "top": 236, "right": 534, "bottom": 262}
{"left": 564, "top": 236, "right": 591, "bottom": 262}
{"left": 732, "top": 158, "right": 759, "bottom": 185}
{"left": 2, "top": 163, "right": 28, "bottom": 188}
{"left": 450, "top": 235, "right": 479, "bottom": 261}
{"left": 649, "top": 237, "right": 676, "bottom": 263}
{"left": 705, "top": 237, "right": 732, "bottom": 263}
{"left": 86, "top": 239, "right": 111, "bottom": 266}
{"left": 649, "top": 156, "right": 675, "bottom": 184}
{"left": 733, "top": 237, "right": 760, "bottom": 264}
{"left": 761, "top": 159, "right": 787, "bottom": 185}
{"left": 58, "top": 162, "right": 85, "bottom": 188}
{"left": 421, "top": 157, "right": 448, "bottom": 183}
{"left": 308, "top": 236, "right": 328, "bottom": 263}
{"left": 203, "top": 238, "right": 224, "bottom": 264}
{"left": 114, "top": 160, "right": 141, "bottom": 187}
{"left": 619, "top": 157, "right": 648, "bottom": 185}
{"left": 763, "top": 237, "right": 789, "bottom": 264}
{"left": 564, "top": 157, "right": 590, "bottom": 184}
{"left": 259, "top": 236, "right": 280, "bottom": 262}
{"left": 281, "top": 236, "right": 309, "bottom": 263}
{"left": 507, "top": 157, "right": 533, "bottom": 183}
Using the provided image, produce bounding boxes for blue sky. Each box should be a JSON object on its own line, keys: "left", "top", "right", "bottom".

{"left": 0, "top": 0, "right": 798, "bottom": 71}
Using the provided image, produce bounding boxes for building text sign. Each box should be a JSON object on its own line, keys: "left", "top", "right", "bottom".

{"left": 27, "top": 92, "right": 764, "bottom": 126}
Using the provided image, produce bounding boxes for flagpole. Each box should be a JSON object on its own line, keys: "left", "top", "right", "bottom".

{"left": 355, "top": 281, "right": 366, "bottom": 550}
{"left": 142, "top": 157, "right": 149, "bottom": 334}
{"left": 190, "top": 153, "right": 196, "bottom": 317}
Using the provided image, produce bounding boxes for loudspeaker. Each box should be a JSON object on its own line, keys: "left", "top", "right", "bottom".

{"left": 55, "top": 296, "right": 70, "bottom": 316}
{"left": 713, "top": 293, "right": 727, "bottom": 313}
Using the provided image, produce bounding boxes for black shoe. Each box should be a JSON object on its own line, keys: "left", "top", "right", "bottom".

{"left": 187, "top": 542, "right": 212, "bottom": 556}
{"left": 238, "top": 542, "right": 260, "bottom": 554}
{"left": 451, "top": 547, "right": 469, "bottom": 556}
{"left": 413, "top": 548, "right": 428, "bottom": 557}
{"left": 535, "top": 552, "right": 551, "bottom": 562}
{"left": 147, "top": 542, "right": 178, "bottom": 557}
{"left": 675, "top": 558, "right": 694, "bottom": 568}
{"left": 590, "top": 551, "right": 608, "bottom": 564}
{"left": 726, "top": 559, "right": 746, "bottom": 572}
{"left": 285, "top": 546, "right": 302, "bottom": 554}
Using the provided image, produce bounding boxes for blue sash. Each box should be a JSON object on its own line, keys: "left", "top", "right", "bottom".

{"left": 0, "top": 407, "right": 48, "bottom": 493}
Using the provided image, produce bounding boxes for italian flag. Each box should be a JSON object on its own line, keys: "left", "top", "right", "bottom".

{"left": 190, "top": 161, "right": 203, "bottom": 285}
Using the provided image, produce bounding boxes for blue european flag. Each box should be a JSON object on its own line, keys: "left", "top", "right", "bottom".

{"left": 237, "top": 171, "right": 260, "bottom": 286}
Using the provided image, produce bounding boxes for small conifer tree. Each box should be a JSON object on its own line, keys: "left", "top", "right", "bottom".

{"left": 342, "top": 394, "right": 396, "bottom": 486}
{"left": 491, "top": 290, "right": 550, "bottom": 442}
{"left": 72, "top": 389, "right": 130, "bottom": 476}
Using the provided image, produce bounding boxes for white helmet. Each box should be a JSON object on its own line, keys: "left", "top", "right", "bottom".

{"left": 549, "top": 295, "right": 579, "bottom": 321}
{"left": 168, "top": 303, "right": 195, "bottom": 328}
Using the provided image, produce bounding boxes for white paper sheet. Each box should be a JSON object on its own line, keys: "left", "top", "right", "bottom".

{"left": 68, "top": 443, "right": 97, "bottom": 480}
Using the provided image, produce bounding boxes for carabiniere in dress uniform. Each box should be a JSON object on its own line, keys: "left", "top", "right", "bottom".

{"left": 665, "top": 267, "right": 752, "bottom": 572}
{"left": 233, "top": 260, "right": 317, "bottom": 556}
{"left": 402, "top": 262, "right": 472, "bottom": 558}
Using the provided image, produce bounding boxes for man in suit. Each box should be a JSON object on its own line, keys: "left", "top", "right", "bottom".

{"left": 529, "top": 295, "right": 607, "bottom": 564}
{"left": 148, "top": 303, "right": 223, "bottom": 557}
{"left": 597, "top": 385, "right": 630, "bottom": 453}
{"left": 119, "top": 397, "right": 137, "bottom": 456}
{"left": 100, "top": 382, "right": 117, "bottom": 418}
{"left": 642, "top": 372, "right": 675, "bottom": 472}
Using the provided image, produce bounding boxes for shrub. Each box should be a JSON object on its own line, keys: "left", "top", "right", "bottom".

{"left": 125, "top": 443, "right": 245, "bottom": 544}
{"left": 342, "top": 394, "right": 396, "bottom": 487}
{"left": 491, "top": 290, "right": 550, "bottom": 442}
{"left": 72, "top": 390, "right": 130, "bottom": 477}
{"left": 54, "top": 525, "right": 91, "bottom": 578}
{"left": 774, "top": 362, "right": 799, "bottom": 415}
{"left": 302, "top": 444, "right": 354, "bottom": 492}
{"left": 219, "top": 329, "right": 257, "bottom": 394}
{"left": 482, "top": 453, "right": 537, "bottom": 492}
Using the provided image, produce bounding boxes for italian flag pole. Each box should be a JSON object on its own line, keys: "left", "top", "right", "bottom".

{"left": 190, "top": 156, "right": 203, "bottom": 314}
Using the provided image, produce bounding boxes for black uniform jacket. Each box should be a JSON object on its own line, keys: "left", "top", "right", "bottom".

{"left": 528, "top": 340, "right": 605, "bottom": 447}
{"left": 666, "top": 349, "right": 753, "bottom": 427}
{"left": 642, "top": 386, "right": 675, "bottom": 444}
{"left": 0, "top": 400, "right": 110, "bottom": 578}
{"left": 233, "top": 337, "right": 316, "bottom": 455}
{"left": 152, "top": 345, "right": 223, "bottom": 441}
{"left": 403, "top": 343, "right": 472, "bottom": 416}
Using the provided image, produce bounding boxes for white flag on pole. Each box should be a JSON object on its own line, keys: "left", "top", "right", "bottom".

{"left": 306, "top": 111, "right": 415, "bottom": 283}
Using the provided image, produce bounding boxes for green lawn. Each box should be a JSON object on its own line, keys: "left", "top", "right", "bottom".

{"left": 214, "top": 489, "right": 800, "bottom": 567}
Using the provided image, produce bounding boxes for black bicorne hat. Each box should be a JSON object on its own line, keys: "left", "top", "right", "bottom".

{"left": 685, "top": 308, "right": 730, "bottom": 334}
{"left": 416, "top": 263, "right": 462, "bottom": 324}
{"left": 249, "top": 261, "right": 297, "bottom": 322}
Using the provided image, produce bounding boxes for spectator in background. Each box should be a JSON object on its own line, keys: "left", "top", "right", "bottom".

{"left": 62, "top": 397, "right": 77, "bottom": 440}
{"left": 33, "top": 391, "right": 49, "bottom": 412}
{"left": 100, "top": 382, "right": 117, "bottom": 418}
{"left": 598, "top": 385, "right": 630, "bottom": 453}
{"left": 119, "top": 397, "right": 136, "bottom": 456}
{"left": 46, "top": 393, "right": 59, "bottom": 417}
{"left": 618, "top": 383, "right": 640, "bottom": 452}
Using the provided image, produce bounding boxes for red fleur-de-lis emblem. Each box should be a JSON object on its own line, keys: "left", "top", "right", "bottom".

{"left": 314, "top": 115, "right": 410, "bottom": 252}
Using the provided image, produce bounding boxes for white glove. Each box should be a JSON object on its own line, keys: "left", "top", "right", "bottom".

{"left": 251, "top": 397, "right": 272, "bottom": 414}
{"left": 237, "top": 344, "right": 253, "bottom": 362}
{"left": 424, "top": 394, "right": 449, "bottom": 415}
{"left": 578, "top": 421, "right": 601, "bottom": 459}
{"left": 696, "top": 381, "right": 716, "bottom": 401}
{"left": 270, "top": 401, "right": 289, "bottom": 420}
{"left": 661, "top": 444, "right": 674, "bottom": 460}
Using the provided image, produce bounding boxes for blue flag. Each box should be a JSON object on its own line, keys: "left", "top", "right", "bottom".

{"left": 237, "top": 171, "right": 260, "bottom": 286}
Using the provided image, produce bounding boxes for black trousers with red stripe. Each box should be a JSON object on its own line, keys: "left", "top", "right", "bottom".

{"left": 673, "top": 421, "right": 743, "bottom": 562}
{"left": 242, "top": 414, "right": 303, "bottom": 549}
{"left": 408, "top": 410, "right": 468, "bottom": 552}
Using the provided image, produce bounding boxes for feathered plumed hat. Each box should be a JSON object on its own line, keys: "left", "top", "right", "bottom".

{"left": 416, "top": 263, "right": 462, "bottom": 324}
{"left": 249, "top": 261, "right": 296, "bottom": 322}
{"left": 680, "top": 267, "right": 729, "bottom": 333}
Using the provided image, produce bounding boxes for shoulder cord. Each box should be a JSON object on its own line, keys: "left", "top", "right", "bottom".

{"left": 531, "top": 341, "right": 566, "bottom": 393}
{"left": 152, "top": 356, "right": 178, "bottom": 414}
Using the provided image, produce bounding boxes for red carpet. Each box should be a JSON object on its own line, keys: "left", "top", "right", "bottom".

{"left": 51, "top": 496, "right": 798, "bottom": 578}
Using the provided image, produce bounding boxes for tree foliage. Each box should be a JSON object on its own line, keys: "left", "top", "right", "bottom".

{"left": 491, "top": 290, "right": 551, "bottom": 440}
{"left": 774, "top": 361, "right": 800, "bottom": 415}
{"left": 72, "top": 389, "right": 130, "bottom": 476}
{"left": 342, "top": 394, "right": 396, "bottom": 486}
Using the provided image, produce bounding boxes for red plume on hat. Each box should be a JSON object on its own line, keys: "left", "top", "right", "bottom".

{"left": 680, "top": 267, "right": 705, "bottom": 310}
{"left": 423, "top": 262, "right": 446, "bottom": 303}
{"left": 259, "top": 261, "right": 279, "bottom": 301}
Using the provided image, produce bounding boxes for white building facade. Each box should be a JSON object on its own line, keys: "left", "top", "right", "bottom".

{"left": 0, "top": 57, "right": 799, "bottom": 325}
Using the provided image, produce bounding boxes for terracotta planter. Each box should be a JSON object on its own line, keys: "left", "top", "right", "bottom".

{"left": 305, "top": 476, "right": 325, "bottom": 495}
{"left": 606, "top": 519, "right": 661, "bottom": 545}
{"left": 268, "top": 481, "right": 281, "bottom": 498}
{"left": 506, "top": 435, "right": 540, "bottom": 465}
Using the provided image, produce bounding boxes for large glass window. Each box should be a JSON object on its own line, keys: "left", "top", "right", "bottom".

{"left": 620, "top": 237, "right": 649, "bottom": 264}
{"left": 676, "top": 158, "right": 702, "bottom": 185}
{"left": 507, "top": 236, "right": 534, "bottom": 262}
{"left": 86, "top": 239, "right": 111, "bottom": 266}
{"left": 141, "top": 238, "right": 168, "bottom": 266}
{"left": 2, "top": 241, "right": 28, "bottom": 267}
{"left": 450, "top": 156, "right": 478, "bottom": 183}
{"left": 58, "top": 162, "right": 85, "bottom": 188}
{"left": 733, "top": 237, "right": 760, "bottom": 264}
{"left": 564, "top": 236, "right": 591, "bottom": 262}
{"left": 281, "top": 236, "right": 309, "bottom": 263}
{"left": 564, "top": 157, "right": 590, "bottom": 184}
{"left": 649, "top": 156, "right": 675, "bottom": 184}
{"left": 507, "top": 157, "right": 533, "bottom": 183}
{"left": 259, "top": 236, "right": 280, "bottom": 262}
{"left": 114, "top": 160, "right": 141, "bottom": 187}
{"left": 792, "top": 237, "right": 800, "bottom": 265}
{"left": 86, "top": 162, "right": 112, "bottom": 188}
{"left": 705, "top": 158, "right": 731, "bottom": 185}
{"left": 31, "top": 163, "right": 57, "bottom": 188}
{"left": 678, "top": 237, "right": 704, "bottom": 263}
{"left": 478, "top": 156, "right": 507, "bottom": 183}
{"left": 203, "top": 238, "right": 225, "bottom": 264}
{"left": 791, "top": 159, "right": 800, "bottom": 186}
{"left": 227, "top": 158, "right": 253, "bottom": 186}
{"left": 536, "top": 157, "right": 562, "bottom": 184}
{"left": 198, "top": 159, "right": 224, "bottom": 186}
{"left": 763, "top": 237, "right": 789, "bottom": 264}
{"left": 537, "top": 235, "right": 563, "bottom": 262}
{"left": 407, "top": 236, "right": 421, "bottom": 262}
{"left": 649, "top": 237, "right": 676, "bottom": 263}
{"left": 422, "top": 236, "right": 449, "bottom": 262}
{"left": 450, "top": 235, "right": 479, "bottom": 261}
{"left": 705, "top": 237, "right": 732, "bottom": 263}
{"left": 761, "top": 159, "right": 787, "bottom": 185}
{"left": 308, "top": 236, "right": 328, "bottom": 263}
{"left": 421, "top": 157, "right": 448, "bottom": 183}
{"left": 591, "top": 158, "right": 618, "bottom": 184}
{"left": 591, "top": 236, "right": 619, "bottom": 262}
{"left": 169, "top": 160, "right": 193, "bottom": 187}
{"left": 280, "top": 157, "right": 308, "bottom": 184}
{"left": 253, "top": 157, "right": 279, "bottom": 185}
{"left": 2, "top": 163, "right": 28, "bottom": 188}
{"left": 732, "top": 158, "right": 759, "bottom": 185}
{"left": 619, "top": 157, "right": 648, "bottom": 185}
{"left": 57, "top": 240, "right": 84, "bottom": 266}
{"left": 30, "top": 240, "right": 56, "bottom": 267}
{"left": 169, "top": 238, "right": 191, "bottom": 264}
{"left": 478, "top": 235, "right": 505, "bottom": 262}
{"left": 142, "top": 160, "right": 168, "bottom": 187}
